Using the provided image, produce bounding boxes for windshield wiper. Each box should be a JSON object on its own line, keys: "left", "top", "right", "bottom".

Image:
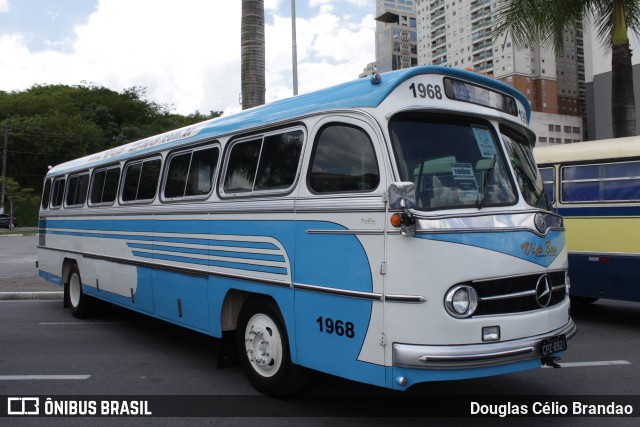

{"left": 476, "top": 155, "right": 496, "bottom": 209}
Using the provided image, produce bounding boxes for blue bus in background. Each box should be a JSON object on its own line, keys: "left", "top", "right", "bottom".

{"left": 535, "top": 136, "right": 640, "bottom": 304}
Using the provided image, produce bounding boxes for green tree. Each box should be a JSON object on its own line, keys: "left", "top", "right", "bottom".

{"left": 241, "top": 0, "right": 266, "bottom": 109}
{"left": 493, "top": 0, "right": 640, "bottom": 138}
{"left": 0, "top": 85, "right": 221, "bottom": 192}
{"left": 0, "top": 176, "right": 40, "bottom": 220}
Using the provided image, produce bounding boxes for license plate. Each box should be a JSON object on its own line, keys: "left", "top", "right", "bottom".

{"left": 541, "top": 334, "right": 567, "bottom": 357}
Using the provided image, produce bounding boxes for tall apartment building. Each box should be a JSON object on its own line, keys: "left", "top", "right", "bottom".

{"left": 374, "top": 0, "right": 419, "bottom": 73}
{"left": 415, "top": 0, "right": 585, "bottom": 144}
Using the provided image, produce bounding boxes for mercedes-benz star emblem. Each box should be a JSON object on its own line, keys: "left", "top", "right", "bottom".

{"left": 535, "top": 274, "right": 553, "bottom": 307}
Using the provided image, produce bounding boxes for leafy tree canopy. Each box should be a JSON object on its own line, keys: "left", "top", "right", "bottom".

{"left": 0, "top": 84, "right": 222, "bottom": 191}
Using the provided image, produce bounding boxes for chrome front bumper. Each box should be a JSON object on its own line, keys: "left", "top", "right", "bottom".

{"left": 392, "top": 319, "right": 577, "bottom": 370}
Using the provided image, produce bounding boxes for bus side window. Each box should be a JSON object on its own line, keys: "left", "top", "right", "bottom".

{"left": 121, "top": 158, "right": 161, "bottom": 203}
{"left": 308, "top": 124, "right": 380, "bottom": 193}
{"left": 50, "top": 177, "right": 66, "bottom": 209}
{"left": 41, "top": 179, "right": 52, "bottom": 210}
{"left": 164, "top": 146, "right": 220, "bottom": 199}
{"left": 222, "top": 129, "right": 304, "bottom": 196}
{"left": 90, "top": 166, "right": 121, "bottom": 206}
{"left": 65, "top": 173, "right": 90, "bottom": 208}
{"left": 539, "top": 167, "right": 555, "bottom": 204}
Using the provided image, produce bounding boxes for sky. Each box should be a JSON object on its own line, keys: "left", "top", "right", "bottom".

{"left": 0, "top": 0, "right": 376, "bottom": 116}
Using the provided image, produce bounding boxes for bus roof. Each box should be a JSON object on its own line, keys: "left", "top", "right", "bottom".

{"left": 534, "top": 136, "right": 640, "bottom": 165}
{"left": 47, "top": 66, "right": 531, "bottom": 177}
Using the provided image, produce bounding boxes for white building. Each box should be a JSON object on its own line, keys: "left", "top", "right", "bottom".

{"left": 415, "top": 0, "right": 584, "bottom": 144}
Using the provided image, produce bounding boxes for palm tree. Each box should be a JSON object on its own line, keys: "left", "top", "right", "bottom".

{"left": 494, "top": 0, "right": 640, "bottom": 138}
{"left": 241, "top": 0, "right": 266, "bottom": 110}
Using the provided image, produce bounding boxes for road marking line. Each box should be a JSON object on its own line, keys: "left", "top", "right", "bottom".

{"left": 543, "top": 360, "right": 631, "bottom": 368}
{"left": 0, "top": 375, "right": 90, "bottom": 380}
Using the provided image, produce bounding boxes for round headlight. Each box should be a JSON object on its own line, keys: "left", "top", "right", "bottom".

{"left": 445, "top": 285, "right": 479, "bottom": 318}
{"left": 534, "top": 213, "right": 547, "bottom": 234}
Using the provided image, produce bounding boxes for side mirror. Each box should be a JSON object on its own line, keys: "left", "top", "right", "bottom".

{"left": 388, "top": 182, "right": 416, "bottom": 210}
{"left": 388, "top": 182, "right": 416, "bottom": 237}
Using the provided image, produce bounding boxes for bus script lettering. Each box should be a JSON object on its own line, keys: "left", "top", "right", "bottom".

{"left": 521, "top": 241, "right": 557, "bottom": 257}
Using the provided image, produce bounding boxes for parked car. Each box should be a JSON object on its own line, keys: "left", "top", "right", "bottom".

{"left": 0, "top": 214, "right": 17, "bottom": 229}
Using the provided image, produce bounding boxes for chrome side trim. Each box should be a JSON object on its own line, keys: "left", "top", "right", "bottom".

{"left": 385, "top": 294, "right": 427, "bottom": 303}
{"left": 39, "top": 246, "right": 427, "bottom": 304}
{"left": 568, "top": 251, "right": 640, "bottom": 257}
{"left": 472, "top": 269, "right": 566, "bottom": 283}
{"left": 305, "top": 229, "right": 385, "bottom": 235}
{"left": 37, "top": 245, "right": 291, "bottom": 288}
{"left": 412, "top": 210, "right": 564, "bottom": 238}
{"left": 479, "top": 290, "right": 535, "bottom": 301}
{"left": 418, "top": 347, "right": 534, "bottom": 363}
{"left": 392, "top": 318, "right": 577, "bottom": 370}
{"left": 293, "top": 283, "right": 382, "bottom": 301}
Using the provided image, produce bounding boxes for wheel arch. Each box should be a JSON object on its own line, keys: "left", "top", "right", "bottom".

{"left": 61, "top": 257, "right": 79, "bottom": 308}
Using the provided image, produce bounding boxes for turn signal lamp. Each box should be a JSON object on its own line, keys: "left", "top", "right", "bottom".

{"left": 390, "top": 213, "right": 402, "bottom": 228}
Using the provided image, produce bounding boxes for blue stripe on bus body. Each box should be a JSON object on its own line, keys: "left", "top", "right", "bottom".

{"left": 44, "top": 219, "right": 282, "bottom": 249}
{"left": 131, "top": 251, "right": 289, "bottom": 275}
{"left": 44, "top": 230, "right": 278, "bottom": 250}
{"left": 126, "top": 242, "right": 285, "bottom": 262}
{"left": 417, "top": 230, "right": 565, "bottom": 267}
{"left": 557, "top": 205, "right": 640, "bottom": 217}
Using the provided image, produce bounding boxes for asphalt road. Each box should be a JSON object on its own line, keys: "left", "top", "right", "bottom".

{"left": 0, "top": 234, "right": 39, "bottom": 280}
{"left": 0, "top": 236, "right": 638, "bottom": 424}
{"left": 0, "top": 298, "right": 638, "bottom": 424}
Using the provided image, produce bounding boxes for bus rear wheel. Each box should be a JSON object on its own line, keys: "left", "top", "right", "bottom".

{"left": 236, "top": 299, "right": 307, "bottom": 395}
{"left": 66, "top": 264, "right": 97, "bottom": 319}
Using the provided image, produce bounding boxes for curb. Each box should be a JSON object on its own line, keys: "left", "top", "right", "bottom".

{"left": 0, "top": 291, "right": 63, "bottom": 300}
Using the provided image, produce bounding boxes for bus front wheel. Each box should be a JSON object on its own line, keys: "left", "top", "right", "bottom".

{"left": 236, "top": 298, "right": 307, "bottom": 395}
{"left": 66, "top": 264, "right": 97, "bottom": 319}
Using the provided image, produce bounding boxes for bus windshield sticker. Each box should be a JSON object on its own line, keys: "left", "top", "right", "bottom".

{"left": 451, "top": 162, "right": 478, "bottom": 202}
{"left": 471, "top": 125, "right": 497, "bottom": 158}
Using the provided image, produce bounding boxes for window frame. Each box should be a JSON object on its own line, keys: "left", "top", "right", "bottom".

{"left": 50, "top": 177, "right": 66, "bottom": 210}
{"left": 119, "top": 156, "right": 163, "bottom": 205}
{"left": 161, "top": 142, "right": 220, "bottom": 203}
{"left": 306, "top": 122, "right": 381, "bottom": 195}
{"left": 538, "top": 166, "right": 556, "bottom": 204}
{"left": 219, "top": 127, "right": 306, "bottom": 199}
{"left": 560, "top": 159, "right": 640, "bottom": 204}
{"left": 88, "top": 164, "right": 122, "bottom": 207}
{"left": 64, "top": 171, "right": 90, "bottom": 209}
{"left": 41, "top": 178, "right": 52, "bottom": 210}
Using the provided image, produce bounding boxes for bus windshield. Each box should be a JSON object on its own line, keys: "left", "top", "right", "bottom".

{"left": 389, "top": 113, "right": 516, "bottom": 210}
{"left": 500, "top": 127, "right": 550, "bottom": 210}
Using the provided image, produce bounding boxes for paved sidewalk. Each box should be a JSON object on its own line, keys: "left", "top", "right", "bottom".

{"left": 0, "top": 277, "right": 63, "bottom": 300}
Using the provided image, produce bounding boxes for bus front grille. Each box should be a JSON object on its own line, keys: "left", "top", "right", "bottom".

{"left": 470, "top": 271, "right": 567, "bottom": 316}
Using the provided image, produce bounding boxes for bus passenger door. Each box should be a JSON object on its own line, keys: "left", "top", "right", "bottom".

{"left": 293, "top": 115, "right": 390, "bottom": 389}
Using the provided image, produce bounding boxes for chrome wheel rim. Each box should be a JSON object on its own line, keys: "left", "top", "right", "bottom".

{"left": 244, "top": 313, "right": 283, "bottom": 378}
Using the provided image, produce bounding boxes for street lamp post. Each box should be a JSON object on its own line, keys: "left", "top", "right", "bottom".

{"left": 291, "top": 0, "right": 298, "bottom": 96}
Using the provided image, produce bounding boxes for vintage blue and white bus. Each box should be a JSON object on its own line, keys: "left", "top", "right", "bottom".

{"left": 535, "top": 136, "right": 640, "bottom": 304}
{"left": 38, "top": 66, "right": 575, "bottom": 394}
